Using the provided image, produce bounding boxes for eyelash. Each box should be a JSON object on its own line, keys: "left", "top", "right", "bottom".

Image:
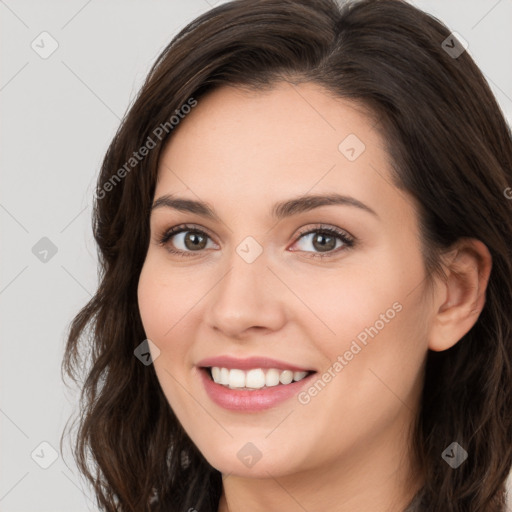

{"left": 156, "top": 223, "right": 355, "bottom": 259}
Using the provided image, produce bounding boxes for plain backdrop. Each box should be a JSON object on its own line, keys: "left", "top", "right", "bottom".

{"left": 1, "top": 1, "right": 511, "bottom": 511}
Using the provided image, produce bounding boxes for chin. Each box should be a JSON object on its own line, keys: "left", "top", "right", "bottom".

{"left": 198, "top": 441, "right": 303, "bottom": 479}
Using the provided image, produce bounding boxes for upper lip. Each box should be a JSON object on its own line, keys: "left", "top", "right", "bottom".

{"left": 197, "top": 355, "right": 315, "bottom": 373}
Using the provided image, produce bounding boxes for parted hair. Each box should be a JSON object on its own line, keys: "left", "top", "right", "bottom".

{"left": 61, "top": 0, "right": 512, "bottom": 510}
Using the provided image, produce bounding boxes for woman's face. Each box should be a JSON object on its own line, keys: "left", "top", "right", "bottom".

{"left": 137, "top": 82, "right": 436, "bottom": 480}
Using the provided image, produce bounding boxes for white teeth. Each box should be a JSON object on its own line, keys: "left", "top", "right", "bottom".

{"left": 229, "top": 369, "right": 246, "bottom": 388}
{"left": 246, "top": 369, "right": 266, "bottom": 388}
{"left": 219, "top": 367, "right": 230, "bottom": 385}
{"left": 293, "top": 371, "right": 308, "bottom": 381}
{"left": 279, "top": 370, "right": 294, "bottom": 385}
{"left": 265, "top": 368, "right": 281, "bottom": 387}
{"left": 209, "top": 367, "right": 311, "bottom": 389}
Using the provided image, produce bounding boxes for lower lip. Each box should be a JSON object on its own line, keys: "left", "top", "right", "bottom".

{"left": 199, "top": 368, "right": 316, "bottom": 412}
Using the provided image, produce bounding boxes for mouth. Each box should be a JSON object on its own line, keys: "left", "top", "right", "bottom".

{"left": 200, "top": 366, "right": 317, "bottom": 391}
{"left": 197, "top": 358, "right": 319, "bottom": 411}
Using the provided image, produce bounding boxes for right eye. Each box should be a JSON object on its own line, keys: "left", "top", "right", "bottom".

{"left": 157, "top": 224, "right": 218, "bottom": 257}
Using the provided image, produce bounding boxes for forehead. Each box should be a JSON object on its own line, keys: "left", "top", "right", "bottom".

{"left": 154, "top": 82, "right": 408, "bottom": 223}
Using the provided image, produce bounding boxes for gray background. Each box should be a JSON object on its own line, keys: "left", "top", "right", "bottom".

{"left": 1, "top": 1, "right": 511, "bottom": 510}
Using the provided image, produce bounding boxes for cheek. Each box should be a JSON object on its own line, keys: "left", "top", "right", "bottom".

{"left": 137, "top": 259, "right": 210, "bottom": 400}
{"left": 291, "top": 254, "right": 404, "bottom": 347}
{"left": 295, "top": 279, "right": 427, "bottom": 453}
{"left": 299, "top": 247, "right": 428, "bottom": 385}
{"left": 137, "top": 263, "right": 197, "bottom": 412}
{"left": 137, "top": 259, "right": 200, "bottom": 343}
{"left": 137, "top": 266, "right": 187, "bottom": 371}
{"left": 137, "top": 265, "right": 165, "bottom": 341}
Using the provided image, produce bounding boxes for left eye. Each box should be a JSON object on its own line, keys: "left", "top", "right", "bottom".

{"left": 288, "top": 225, "right": 355, "bottom": 258}
{"left": 157, "top": 224, "right": 354, "bottom": 258}
{"left": 296, "top": 228, "right": 353, "bottom": 253}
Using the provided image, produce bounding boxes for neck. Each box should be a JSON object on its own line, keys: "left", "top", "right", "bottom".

{"left": 218, "top": 464, "right": 423, "bottom": 512}
{"left": 217, "top": 414, "right": 424, "bottom": 512}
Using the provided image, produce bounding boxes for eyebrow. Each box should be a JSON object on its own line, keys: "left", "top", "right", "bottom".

{"left": 151, "top": 193, "right": 378, "bottom": 220}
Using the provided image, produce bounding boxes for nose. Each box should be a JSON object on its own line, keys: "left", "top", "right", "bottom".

{"left": 204, "top": 247, "right": 287, "bottom": 339}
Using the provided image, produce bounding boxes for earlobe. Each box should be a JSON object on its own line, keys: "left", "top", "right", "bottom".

{"left": 428, "top": 238, "right": 492, "bottom": 352}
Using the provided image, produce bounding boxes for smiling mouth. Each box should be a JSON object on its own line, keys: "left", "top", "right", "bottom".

{"left": 202, "top": 366, "right": 316, "bottom": 390}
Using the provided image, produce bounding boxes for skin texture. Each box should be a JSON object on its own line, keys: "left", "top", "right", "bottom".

{"left": 137, "top": 82, "right": 492, "bottom": 512}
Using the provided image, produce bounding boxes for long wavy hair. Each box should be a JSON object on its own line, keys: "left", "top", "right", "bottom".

{"left": 61, "top": 0, "right": 512, "bottom": 510}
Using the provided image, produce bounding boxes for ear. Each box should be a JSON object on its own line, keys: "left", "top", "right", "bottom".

{"left": 428, "top": 238, "right": 492, "bottom": 352}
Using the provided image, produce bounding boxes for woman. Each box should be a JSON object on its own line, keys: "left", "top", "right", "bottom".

{"left": 61, "top": 0, "right": 512, "bottom": 510}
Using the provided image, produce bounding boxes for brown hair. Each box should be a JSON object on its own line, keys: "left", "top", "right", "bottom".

{"left": 61, "top": 0, "right": 512, "bottom": 510}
